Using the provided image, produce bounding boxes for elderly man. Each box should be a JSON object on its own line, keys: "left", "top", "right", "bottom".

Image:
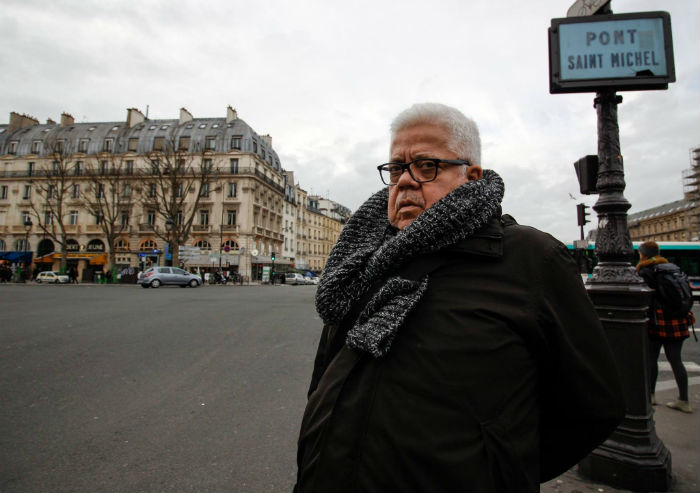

{"left": 294, "top": 103, "right": 624, "bottom": 492}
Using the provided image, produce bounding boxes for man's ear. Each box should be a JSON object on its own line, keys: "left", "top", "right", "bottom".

{"left": 467, "top": 165, "right": 483, "bottom": 182}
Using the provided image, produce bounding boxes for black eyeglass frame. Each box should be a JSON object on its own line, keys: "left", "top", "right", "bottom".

{"left": 377, "top": 158, "right": 471, "bottom": 186}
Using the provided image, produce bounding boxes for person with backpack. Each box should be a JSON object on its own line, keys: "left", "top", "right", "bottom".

{"left": 637, "top": 240, "right": 695, "bottom": 413}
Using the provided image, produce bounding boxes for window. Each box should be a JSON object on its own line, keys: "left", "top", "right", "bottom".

{"left": 128, "top": 138, "right": 138, "bottom": 152}
{"left": 44, "top": 210, "right": 53, "bottom": 225}
{"left": 48, "top": 185, "right": 57, "bottom": 199}
{"left": 23, "top": 185, "right": 31, "bottom": 200}
{"left": 153, "top": 137, "right": 164, "bottom": 151}
{"left": 72, "top": 184, "right": 80, "bottom": 199}
{"left": 99, "top": 160, "right": 108, "bottom": 174}
{"left": 32, "top": 141, "right": 41, "bottom": 154}
{"left": 148, "top": 184, "right": 157, "bottom": 198}
{"left": 150, "top": 160, "right": 159, "bottom": 175}
{"left": 78, "top": 139, "right": 89, "bottom": 153}
{"left": 69, "top": 211, "right": 78, "bottom": 225}
{"left": 200, "top": 184, "right": 210, "bottom": 197}
{"left": 22, "top": 211, "right": 31, "bottom": 224}
{"left": 115, "top": 239, "right": 129, "bottom": 251}
{"left": 0, "top": 185, "right": 6, "bottom": 199}
{"left": 231, "top": 136, "right": 242, "bottom": 150}
{"left": 139, "top": 239, "right": 157, "bottom": 252}
{"left": 199, "top": 123, "right": 207, "bottom": 129}
{"left": 176, "top": 184, "right": 183, "bottom": 198}
{"left": 228, "top": 182, "right": 237, "bottom": 198}
{"left": 52, "top": 161, "right": 60, "bottom": 176}
{"left": 149, "top": 125, "right": 157, "bottom": 130}
{"left": 253, "top": 140, "right": 258, "bottom": 153}
{"left": 147, "top": 210, "right": 156, "bottom": 225}
{"left": 205, "top": 136, "right": 216, "bottom": 150}
{"left": 8, "top": 141, "right": 17, "bottom": 154}
{"left": 27, "top": 162, "right": 34, "bottom": 176}
{"left": 96, "top": 183, "right": 105, "bottom": 199}
{"left": 195, "top": 240, "right": 211, "bottom": 250}
{"left": 227, "top": 210, "right": 236, "bottom": 225}
{"left": 103, "top": 139, "right": 113, "bottom": 152}
{"left": 176, "top": 211, "right": 183, "bottom": 225}
{"left": 199, "top": 209, "right": 209, "bottom": 225}
{"left": 222, "top": 239, "right": 238, "bottom": 249}
{"left": 203, "top": 158, "right": 213, "bottom": 172}
{"left": 95, "top": 212, "right": 103, "bottom": 224}
{"left": 120, "top": 210, "right": 129, "bottom": 226}
{"left": 178, "top": 136, "right": 190, "bottom": 150}
{"left": 74, "top": 161, "right": 83, "bottom": 176}
{"left": 15, "top": 239, "right": 29, "bottom": 251}
{"left": 55, "top": 140, "right": 64, "bottom": 153}
{"left": 230, "top": 158, "right": 239, "bottom": 173}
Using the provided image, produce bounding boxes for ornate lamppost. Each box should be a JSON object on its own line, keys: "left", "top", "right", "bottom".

{"left": 23, "top": 218, "right": 32, "bottom": 282}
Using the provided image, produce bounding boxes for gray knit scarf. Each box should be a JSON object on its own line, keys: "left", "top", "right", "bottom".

{"left": 315, "top": 169, "right": 505, "bottom": 357}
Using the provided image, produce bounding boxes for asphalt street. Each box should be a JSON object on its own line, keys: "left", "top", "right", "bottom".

{"left": 1, "top": 283, "right": 698, "bottom": 493}
{"left": 1, "top": 283, "right": 321, "bottom": 493}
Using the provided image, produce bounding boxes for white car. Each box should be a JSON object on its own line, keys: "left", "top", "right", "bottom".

{"left": 285, "top": 273, "right": 306, "bottom": 285}
{"left": 304, "top": 276, "right": 319, "bottom": 285}
{"left": 36, "top": 271, "right": 70, "bottom": 284}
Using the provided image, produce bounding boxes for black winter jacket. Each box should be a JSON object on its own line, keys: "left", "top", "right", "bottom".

{"left": 295, "top": 216, "right": 624, "bottom": 492}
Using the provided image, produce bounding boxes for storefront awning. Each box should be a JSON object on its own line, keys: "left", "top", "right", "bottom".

{"left": 89, "top": 253, "right": 108, "bottom": 265}
{"left": 0, "top": 251, "right": 33, "bottom": 263}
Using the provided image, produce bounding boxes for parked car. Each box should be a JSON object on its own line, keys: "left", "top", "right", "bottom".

{"left": 304, "top": 276, "right": 319, "bottom": 285}
{"left": 285, "top": 272, "right": 306, "bottom": 285}
{"left": 35, "top": 271, "right": 70, "bottom": 284}
{"left": 137, "top": 266, "right": 202, "bottom": 288}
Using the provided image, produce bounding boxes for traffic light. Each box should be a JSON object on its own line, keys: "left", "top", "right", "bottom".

{"left": 576, "top": 203, "right": 590, "bottom": 227}
{"left": 573, "top": 155, "right": 599, "bottom": 195}
{"left": 271, "top": 252, "right": 276, "bottom": 261}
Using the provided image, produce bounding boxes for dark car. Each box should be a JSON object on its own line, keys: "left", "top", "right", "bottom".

{"left": 137, "top": 267, "right": 202, "bottom": 288}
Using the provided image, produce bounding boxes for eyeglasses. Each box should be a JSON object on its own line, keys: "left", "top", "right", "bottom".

{"left": 377, "top": 158, "right": 471, "bottom": 186}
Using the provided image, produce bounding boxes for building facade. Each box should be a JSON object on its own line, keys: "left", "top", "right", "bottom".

{"left": 0, "top": 107, "right": 349, "bottom": 281}
{"left": 627, "top": 146, "right": 700, "bottom": 243}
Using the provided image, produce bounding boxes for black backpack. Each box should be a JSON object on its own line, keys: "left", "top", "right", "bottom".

{"left": 652, "top": 263, "right": 694, "bottom": 318}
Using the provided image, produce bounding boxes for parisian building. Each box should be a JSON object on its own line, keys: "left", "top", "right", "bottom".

{"left": 0, "top": 107, "right": 349, "bottom": 281}
{"left": 627, "top": 146, "right": 699, "bottom": 242}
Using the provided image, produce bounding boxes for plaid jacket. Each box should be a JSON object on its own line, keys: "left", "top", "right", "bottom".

{"left": 649, "top": 309, "right": 694, "bottom": 339}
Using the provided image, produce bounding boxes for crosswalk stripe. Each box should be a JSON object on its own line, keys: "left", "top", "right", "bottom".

{"left": 657, "top": 361, "right": 700, "bottom": 372}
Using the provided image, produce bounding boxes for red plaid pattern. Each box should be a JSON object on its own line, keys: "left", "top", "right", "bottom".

{"left": 649, "top": 309, "right": 692, "bottom": 339}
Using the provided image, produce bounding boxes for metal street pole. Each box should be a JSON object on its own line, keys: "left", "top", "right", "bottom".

{"left": 22, "top": 218, "right": 32, "bottom": 282}
{"left": 219, "top": 205, "right": 224, "bottom": 272}
{"left": 578, "top": 89, "right": 672, "bottom": 491}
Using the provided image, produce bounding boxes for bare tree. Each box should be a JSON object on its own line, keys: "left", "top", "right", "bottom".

{"left": 81, "top": 153, "right": 140, "bottom": 272}
{"left": 27, "top": 138, "right": 75, "bottom": 272}
{"left": 138, "top": 137, "right": 220, "bottom": 266}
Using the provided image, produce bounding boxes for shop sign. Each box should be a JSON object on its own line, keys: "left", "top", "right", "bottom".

{"left": 549, "top": 11, "right": 675, "bottom": 93}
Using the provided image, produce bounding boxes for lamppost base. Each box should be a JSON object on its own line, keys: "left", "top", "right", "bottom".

{"left": 580, "top": 275, "right": 673, "bottom": 492}
{"left": 579, "top": 435, "right": 672, "bottom": 492}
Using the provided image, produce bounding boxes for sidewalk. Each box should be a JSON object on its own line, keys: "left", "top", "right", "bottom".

{"left": 542, "top": 383, "right": 699, "bottom": 493}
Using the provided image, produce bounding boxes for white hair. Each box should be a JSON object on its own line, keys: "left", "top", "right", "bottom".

{"left": 390, "top": 103, "right": 481, "bottom": 166}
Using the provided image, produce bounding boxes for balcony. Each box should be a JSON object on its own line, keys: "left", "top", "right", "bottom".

{"left": 221, "top": 224, "right": 239, "bottom": 232}
{"left": 84, "top": 224, "right": 102, "bottom": 233}
{"left": 193, "top": 225, "right": 211, "bottom": 232}
{"left": 139, "top": 223, "right": 154, "bottom": 232}
{"left": 64, "top": 224, "right": 80, "bottom": 234}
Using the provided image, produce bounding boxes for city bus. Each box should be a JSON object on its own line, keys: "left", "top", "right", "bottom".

{"left": 566, "top": 241, "right": 700, "bottom": 299}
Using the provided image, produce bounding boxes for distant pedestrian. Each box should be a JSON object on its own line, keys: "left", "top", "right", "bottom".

{"left": 637, "top": 240, "right": 694, "bottom": 413}
{"left": 69, "top": 266, "right": 79, "bottom": 284}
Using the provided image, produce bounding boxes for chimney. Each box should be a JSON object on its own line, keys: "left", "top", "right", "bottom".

{"left": 8, "top": 112, "right": 39, "bottom": 133}
{"left": 262, "top": 134, "right": 272, "bottom": 148}
{"left": 47, "top": 118, "right": 56, "bottom": 125}
{"left": 179, "top": 107, "right": 193, "bottom": 124}
{"left": 60, "top": 113, "right": 75, "bottom": 126}
{"left": 126, "top": 107, "right": 145, "bottom": 128}
{"left": 226, "top": 106, "right": 238, "bottom": 123}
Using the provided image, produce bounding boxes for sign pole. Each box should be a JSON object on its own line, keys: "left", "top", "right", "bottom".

{"left": 577, "top": 84, "right": 673, "bottom": 492}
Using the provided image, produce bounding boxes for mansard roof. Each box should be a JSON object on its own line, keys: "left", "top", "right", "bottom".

{"left": 0, "top": 114, "right": 281, "bottom": 172}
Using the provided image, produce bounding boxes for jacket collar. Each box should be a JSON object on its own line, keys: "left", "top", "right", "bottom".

{"left": 446, "top": 214, "right": 510, "bottom": 258}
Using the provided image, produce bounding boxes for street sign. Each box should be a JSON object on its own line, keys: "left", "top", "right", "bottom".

{"left": 549, "top": 11, "right": 675, "bottom": 93}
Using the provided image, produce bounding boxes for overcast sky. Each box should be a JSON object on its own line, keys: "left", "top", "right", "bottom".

{"left": 1, "top": 0, "right": 698, "bottom": 242}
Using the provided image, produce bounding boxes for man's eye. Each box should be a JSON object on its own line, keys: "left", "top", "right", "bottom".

{"left": 387, "top": 165, "right": 403, "bottom": 173}
{"left": 414, "top": 160, "right": 437, "bottom": 169}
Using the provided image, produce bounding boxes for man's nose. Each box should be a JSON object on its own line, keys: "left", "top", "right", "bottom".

{"left": 396, "top": 166, "right": 419, "bottom": 187}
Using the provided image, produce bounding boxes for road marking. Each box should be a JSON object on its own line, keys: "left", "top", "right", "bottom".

{"left": 656, "top": 376, "right": 700, "bottom": 392}
{"left": 657, "top": 361, "right": 700, "bottom": 372}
